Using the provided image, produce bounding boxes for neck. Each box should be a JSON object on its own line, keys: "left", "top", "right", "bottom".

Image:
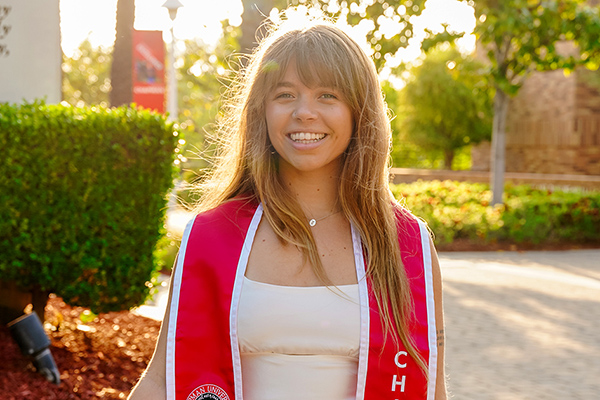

{"left": 278, "top": 164, "right": 341, "bottom": 218}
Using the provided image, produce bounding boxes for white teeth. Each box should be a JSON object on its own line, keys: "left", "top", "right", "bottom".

{"left": 289, "top": 132, "right": 326, "bottom": 142}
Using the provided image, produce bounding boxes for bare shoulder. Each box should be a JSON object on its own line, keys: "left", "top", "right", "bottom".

{"left": 128, "top": 272, "right": 174, "bottom": 399}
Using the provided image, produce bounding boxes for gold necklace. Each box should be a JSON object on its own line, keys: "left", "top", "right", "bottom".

{"left": 308, "top": 210, "right": 341, "bottom": 227}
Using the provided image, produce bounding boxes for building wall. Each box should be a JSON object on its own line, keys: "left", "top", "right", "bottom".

{"left": 472, "top": 68, "right": 600, "bottom": 175}
{"left": 573, "top": 71, "right": 600, "bottom": 173}
{"left": 0, "top": 0, "right": 61, "bottom": 104}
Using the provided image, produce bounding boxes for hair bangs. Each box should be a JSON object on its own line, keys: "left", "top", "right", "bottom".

{"left": 258, "top": 28, "right": 359, "bottom": 105}
{"left": 295, "top": 51, "right": 351, "bottom": 99}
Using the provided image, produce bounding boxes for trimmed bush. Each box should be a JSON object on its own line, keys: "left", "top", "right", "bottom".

{"left": 390, "top": 180, "right": 600, "bottom": 246}
{"left": 500, "top": 185, "right": 600, "bottom": 244}
{"left": 0, "top": 101, "right": 179, "bottom": 313}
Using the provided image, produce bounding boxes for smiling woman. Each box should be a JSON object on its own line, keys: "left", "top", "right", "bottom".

{"left": 128, "top": 7, "right": 447, "bottom": 400}
{"left": 265, "top": 62, "right": 353, "bottom": 176}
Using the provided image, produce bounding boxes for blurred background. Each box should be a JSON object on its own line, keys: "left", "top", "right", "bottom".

{"left": 1, "top": 0, "right": 599, "bottom": 398}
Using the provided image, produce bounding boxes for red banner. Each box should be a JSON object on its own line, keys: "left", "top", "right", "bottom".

{"left": 132, "top": 30, "right": 165, "bottom": 113}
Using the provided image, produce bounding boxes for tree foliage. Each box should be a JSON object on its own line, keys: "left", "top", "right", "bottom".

{"left": 399, "top": 46, "right": 493, "bottom": 169}
{"left": 173, "top": 23, "right": 241, "bottom": 202}
{"left": 62, "top": 40, "right": 112, "bottom": 107}
{"left": 385, "top": 80, "right": 452, "bottom": 169}
{"left": 470, "top": 0, "right": 600, "bottom": 95}
{"left": 240, "top": 0, "right": 428, "bottom": 70}
{"left": 441, "top": 0, "right": 600, "bottom": 204}
{"left": 316, "top": 0, "right": 429, "bottom": 70}
{"left": 177, "top": 24, "right": 239, "bottom": 140}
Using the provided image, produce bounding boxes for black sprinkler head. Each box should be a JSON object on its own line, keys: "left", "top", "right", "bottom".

{"left": 8, "top": 312, "right": 61, "bottom": 385}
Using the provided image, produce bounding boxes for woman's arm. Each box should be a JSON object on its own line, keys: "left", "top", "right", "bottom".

{"left": 127, "top": 276, "right": 173, "bottom": 400}
{"left": 430, "top": 239, "right": 448, "bottom": 400}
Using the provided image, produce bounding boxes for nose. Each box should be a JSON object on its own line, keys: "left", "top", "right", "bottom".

{"left": 292, "top": 97, "right": 317, "bottom": 121}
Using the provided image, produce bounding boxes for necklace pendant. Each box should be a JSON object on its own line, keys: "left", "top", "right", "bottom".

{"left": 309, "top": 219, "right": 317, "bottom": 227}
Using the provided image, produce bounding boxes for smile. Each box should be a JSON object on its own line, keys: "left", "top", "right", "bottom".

{"left": 289, "top": 132, "right": 326, "bottom": 143}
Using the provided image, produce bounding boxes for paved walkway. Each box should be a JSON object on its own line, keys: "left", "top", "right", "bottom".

{"left": 441, "top": 250, "right": 600, "bottom": 399}
{"left": 134, "top": 249, "right": 600, "bottom": 399}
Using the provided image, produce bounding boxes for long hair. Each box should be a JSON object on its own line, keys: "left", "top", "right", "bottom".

{"left": 194, "top": 12, "right": 426, "bottom": 373}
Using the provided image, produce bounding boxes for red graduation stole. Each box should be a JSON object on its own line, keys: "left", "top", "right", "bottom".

{"left": 166, "top": 199, "right": 438, "bottom": 400}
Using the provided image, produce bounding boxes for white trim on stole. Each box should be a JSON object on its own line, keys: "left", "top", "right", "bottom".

{"left": 166, "top": 218, "right": 196, "bottom": 400}
{"left": 229, "top": 204, "right": 264, "bottom": 399}
{"left": 417, "top": 219, "right": 438, "bottom": 400}
{"left": 352, "top": 224, "right": 370, "bottom": 400}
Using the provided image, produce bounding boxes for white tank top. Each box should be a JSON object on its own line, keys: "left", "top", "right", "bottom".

{"left": 238, "top": 276, "right": 360, "bottom": 400}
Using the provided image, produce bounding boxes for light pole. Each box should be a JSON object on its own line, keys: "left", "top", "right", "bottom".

{"left": 162, "top": 0, "right": 183, "bottom": 121}
{"left": 162, "top": 0, "right": 184, "bottom": 212}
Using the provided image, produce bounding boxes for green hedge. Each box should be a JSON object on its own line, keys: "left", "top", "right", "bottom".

{"left": 0, "top": 101, "right": 179, "bottom": 313}
{"left": 390, "top": 180, "right": 600, "bottom": 246}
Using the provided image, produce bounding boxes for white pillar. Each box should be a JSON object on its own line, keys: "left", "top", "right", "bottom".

{"left": 162, "top": 0, "right": 182, "bottom": 121}
{"left": 166, "top": 24, "right": 177, "bottom": 121}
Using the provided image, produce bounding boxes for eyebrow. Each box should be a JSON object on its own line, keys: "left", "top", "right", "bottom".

{"left": 274, "top": 81, "right": 338, "bottom": 91}
{"left": 274, "top": 81, "right": 295, "bottom": 88}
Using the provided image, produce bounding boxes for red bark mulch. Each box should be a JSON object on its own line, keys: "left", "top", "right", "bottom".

{"left": 0, "top": 295, "right": 161, "bottom": 399}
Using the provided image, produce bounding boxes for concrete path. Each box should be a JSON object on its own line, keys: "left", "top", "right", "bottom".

{"left": 134, "top": 249, "right": 600, "bottom": 399}
{"left": 441, "top": 250, "right": 600, "bottom": 399}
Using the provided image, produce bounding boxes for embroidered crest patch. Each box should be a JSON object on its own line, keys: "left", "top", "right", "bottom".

{"left": 186, "top": 384, "right": 230, "bottom": 400}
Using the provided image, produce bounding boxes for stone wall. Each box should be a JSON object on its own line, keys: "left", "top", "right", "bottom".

{"left": 389, "top": 167, "right": 600, "bottom": 190}
{"left": 472, "top": 68, "right": 600, "bottom": 175}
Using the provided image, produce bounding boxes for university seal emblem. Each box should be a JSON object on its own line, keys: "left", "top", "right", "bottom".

{"left": 186, "top": 384, "right": 230, "bottom": 400}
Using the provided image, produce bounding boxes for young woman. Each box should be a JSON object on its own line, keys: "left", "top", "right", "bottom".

{"left": 129, "top": 11, "right": 446, "bottom": 400}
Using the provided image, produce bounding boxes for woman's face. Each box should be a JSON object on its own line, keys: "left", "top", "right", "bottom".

{"left": 265, "top": 62, "right": 353, "bottom": 177}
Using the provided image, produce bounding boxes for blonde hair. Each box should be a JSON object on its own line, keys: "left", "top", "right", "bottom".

{"left": 194, "top": 12, "right": 426, "bottom": 373}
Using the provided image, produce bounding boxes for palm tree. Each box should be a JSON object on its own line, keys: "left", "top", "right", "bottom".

{"left": 110, "top": 0, "right": 134, "bottom": 107}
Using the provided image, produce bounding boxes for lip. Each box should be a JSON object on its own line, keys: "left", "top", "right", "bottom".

{"left": 286, "top": 131, "right": 328, "bottom": 150}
